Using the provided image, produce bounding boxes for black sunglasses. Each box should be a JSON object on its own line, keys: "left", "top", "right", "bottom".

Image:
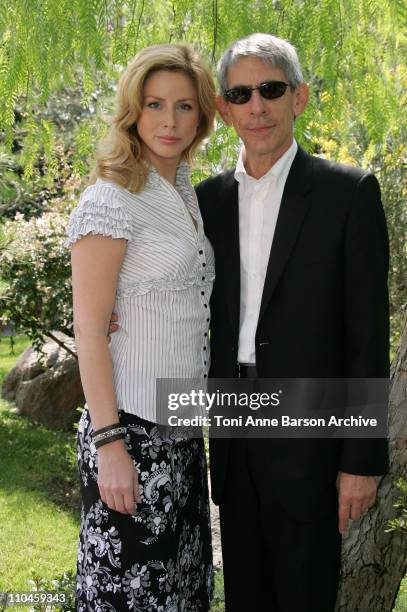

{"left": 223, "top": 80, "right": 290, "bottom": 104}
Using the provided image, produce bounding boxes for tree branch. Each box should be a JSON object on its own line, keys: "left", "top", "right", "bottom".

{"left": 211, "top": 0, "right": 218, "bottom": 64}
{"left": 45, "top": 331, "right": 77, "bottom": 360}
{"left": 134, "top": 0, "right": 145, "bottom": 51}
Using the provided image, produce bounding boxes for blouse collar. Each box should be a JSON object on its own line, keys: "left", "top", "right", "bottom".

{"left": 147, "top": 160, "right": 190, "bottom": 189}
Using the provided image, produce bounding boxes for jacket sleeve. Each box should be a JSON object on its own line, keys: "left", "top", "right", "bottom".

{"left": 339, "top": 172, "right": 390, "bottom": 475}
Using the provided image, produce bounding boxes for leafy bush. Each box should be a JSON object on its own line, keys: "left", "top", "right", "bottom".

{"left": 0, "top": 210, "right": 74, "bottom": 355}
{"left": 386, "top": 478, "right": 407, "bottom": 534}
{"left": 0, "top": 140, "right": 78, "bottom": 221}
{"left": 28, "top": 570, "right": 76, "bottom": 612}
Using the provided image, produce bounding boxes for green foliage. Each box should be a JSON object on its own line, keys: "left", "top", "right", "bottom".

{"left": 386, "top": 478, "right": 407, "bottom": 534}
{"left": 369, "top": 140, "right": 407, "bottom": 356}
{"left": 0, "top": 85, "right": 104, "bottom": 219}
{"left": 394, "top": 577, "right": 407, "bottom": 612}
{"left": 0, "top": 211, "right": 73, "bottom": 354}
{"left": 0, "top": 0, "right": 404, "bottom": 149}
{"left": 0, "top": 0, "right": 405, "bottom": 350}
{"left": 0, "top": 137, "right": 76, "bottom": 220}
{"left": 27, "top": 571, "right": 76, "bottom": 611}
{"left": 0, "top": 0, "right": 404, "bottom": 193}
{"left": 211, "top": 569, "right": 226, "bottom": 611}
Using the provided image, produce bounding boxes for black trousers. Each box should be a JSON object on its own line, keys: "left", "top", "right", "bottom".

{"left": 218, "top": 437, "right": 341, "bottom": 612}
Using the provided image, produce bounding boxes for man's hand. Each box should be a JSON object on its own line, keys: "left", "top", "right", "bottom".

{"left": 336, "top": 471, "right": 377, "bottom": 536}
{"left": 107, "top": 312, "right": 119, "bottom": 343}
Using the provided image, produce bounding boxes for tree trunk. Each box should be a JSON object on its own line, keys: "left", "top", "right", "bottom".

{"left": 335, "top": 309, "right": 407, "bottom": 612}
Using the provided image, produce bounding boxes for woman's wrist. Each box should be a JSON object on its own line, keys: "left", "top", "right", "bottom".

{"left": 97, "top": 437, "right": 126, "bottom": 454}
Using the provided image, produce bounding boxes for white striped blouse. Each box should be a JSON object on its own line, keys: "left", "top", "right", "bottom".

{"left": 65, "top": 162, "right": 215, "bottom": 422}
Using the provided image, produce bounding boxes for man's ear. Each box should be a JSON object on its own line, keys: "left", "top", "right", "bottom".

{"left": 293, "top": 83, "right": 309, "bottom": 119}
{"left": 216, "top": 94, "right": 232, "bottom": 125}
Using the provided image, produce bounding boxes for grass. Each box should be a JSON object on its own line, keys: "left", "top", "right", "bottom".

{"left": 0, "top": 335, "right": 406, "bottom": 611}
{"left": 211, "top": 570, "right": 226, "bottom": 611}
{"left": 0, "top": 336, "right": 79, "bottom": 609}
{"left": 0, "top": 335, "right": 32, "bottom": 381}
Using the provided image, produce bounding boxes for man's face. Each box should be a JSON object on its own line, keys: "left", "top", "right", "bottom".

{"left": 217, "top": 56, "right": 308, "bottom": 169}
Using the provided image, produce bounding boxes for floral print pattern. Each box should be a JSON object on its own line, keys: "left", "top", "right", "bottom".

{"left": 76, "top": 409, "right": 213, "bottom": 611}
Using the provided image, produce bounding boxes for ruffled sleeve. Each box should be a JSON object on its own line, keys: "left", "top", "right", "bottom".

{"left": 64, "top": 180, "right": 133, "bottom": 248}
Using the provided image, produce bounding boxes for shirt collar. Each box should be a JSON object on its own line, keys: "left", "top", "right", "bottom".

{"left": 147, "top": 160, "right": 190, "bottom": 188}
{"left": 235, "top": 139, "right": 298, "bottom": 186}
{"left": 175, "top": 160, "right": 191, "bottom": 187}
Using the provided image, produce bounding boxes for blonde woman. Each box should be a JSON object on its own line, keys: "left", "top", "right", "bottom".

{"left": 65, "top": 44, "right": 216, "bottom": 611}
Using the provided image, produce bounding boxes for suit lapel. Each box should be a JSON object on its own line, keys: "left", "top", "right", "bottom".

{"left": 217, "top": 171, "right": 241, "bottom": 332}
{"left": 258, "top": 147, "right": 313, "bottom": 323}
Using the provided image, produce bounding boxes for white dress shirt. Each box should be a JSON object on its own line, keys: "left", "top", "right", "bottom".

{"left": 236, "top": 140, "right": 298, "bottom": 364}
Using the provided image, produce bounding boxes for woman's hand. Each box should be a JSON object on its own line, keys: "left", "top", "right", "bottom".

{"left": 97, "top": 439, "right": 141, "bottom": 515}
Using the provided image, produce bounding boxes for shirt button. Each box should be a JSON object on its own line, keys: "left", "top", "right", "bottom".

{"left": 202, "top": 276, "right": 206, "bottom": 281}
{"left": 199, "top": 250, "right": 203, "bottom": 255}
{"left": 204, "top": 374, "right": 207, "bottom": 378}
{"left": 204, "top": 360, "right": 207, "bottom": 365}
{"left": 204, "top": 304, "right": 208, "bottom": 308}
{"left": 204, "top": 333, "right": 208, "bottom": 337}
{"left": 202, "top": 263, "right": 206, "bottom": 267}
{"left": 201, "top": 291, "right": 205, "bottom": 295}
{"left": 206, "top": 318, "right": 210, "bottom": 322}
{"left": 203, "top": 346, "right": 207, "bottom": 351}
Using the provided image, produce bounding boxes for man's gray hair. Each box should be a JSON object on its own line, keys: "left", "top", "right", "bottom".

{"left": 217, "top": 33, "right": 304, "bottom": 94}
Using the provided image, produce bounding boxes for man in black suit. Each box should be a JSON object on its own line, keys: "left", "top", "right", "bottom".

{"left": 195, "top": 33, "right": 389, "bottom": 611}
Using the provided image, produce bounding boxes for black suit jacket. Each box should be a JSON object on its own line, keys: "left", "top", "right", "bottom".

{"left": 196, "top": 146, "right": 389, "bottom": 517}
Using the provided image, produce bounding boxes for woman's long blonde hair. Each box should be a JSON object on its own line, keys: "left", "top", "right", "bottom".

{"left": 90, "top": 43, "right": 216, "bottom": 192}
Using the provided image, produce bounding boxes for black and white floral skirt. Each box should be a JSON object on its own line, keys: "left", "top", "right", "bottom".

{"left": 76, "top": 408, "right": 213, "bottom": 611}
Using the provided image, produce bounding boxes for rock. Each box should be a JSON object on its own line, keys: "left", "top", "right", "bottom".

{"left": 1, "top": 332, "right": 84, "bottom": 431}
